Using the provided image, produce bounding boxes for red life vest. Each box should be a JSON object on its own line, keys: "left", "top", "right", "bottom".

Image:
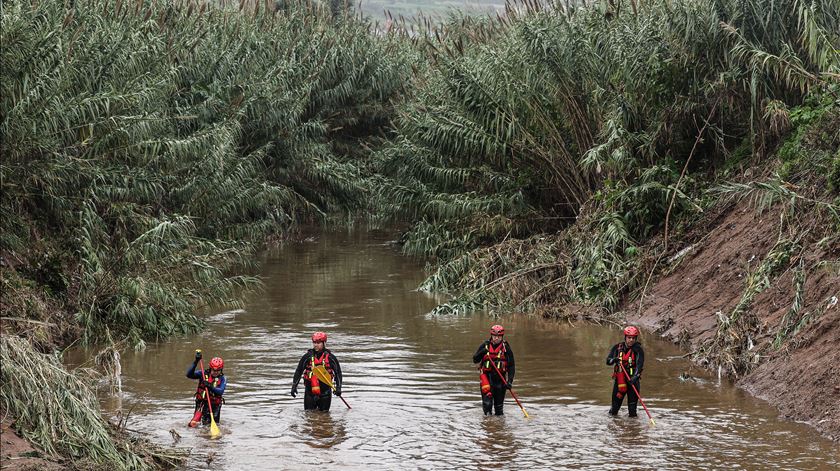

{"left": 613, "top": 345, "right": 637, "bottom": 375}
{"left": 612, "top": 345, "right": 637, "bottom": 399}
{"left": 304, "top": 351, "right": 333, "bottom": 395}
{"left": 481, "top": 341, "right": 508, "bottom": 374}
{"left": 194, "top": 371, "right": 224, "bottom": 406}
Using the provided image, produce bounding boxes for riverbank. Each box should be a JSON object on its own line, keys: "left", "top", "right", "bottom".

{"left": 1, "top": 414, "right": 64, "bottom": 471}
{"left": 625, "top": 198, "right": 839, "bottom": 441}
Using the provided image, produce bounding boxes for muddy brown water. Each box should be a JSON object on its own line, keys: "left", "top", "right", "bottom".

{"left": 66, "top": 230, "right": 839, "bottom": 470}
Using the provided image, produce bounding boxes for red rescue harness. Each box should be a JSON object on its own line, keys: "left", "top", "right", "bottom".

{"left": 304, "top": 351, "right": 333, "bottom": 395}
{"left": 481, "top": 341, "right": 508, "bottom": 373}
{"left": 194, "top": 371, "right": 224, "bottom": 406}
{"left": 612, "top": 345, "right": 636, "bottom": 399}
{"left": 479, "top": 341, "right": 508, "bottom": 397}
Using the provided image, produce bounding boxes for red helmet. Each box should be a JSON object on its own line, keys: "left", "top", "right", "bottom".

{"left": 209, "top": 357, "right": 224, "bottom": 370}
{"left": 312, "top": 331, "right": 327, "bottom": 343}
{"left": 490, "top": 325, "right": 505, "bottom": 336}
{"left": 623, "top": 326, "right": 640, "bottom": 337}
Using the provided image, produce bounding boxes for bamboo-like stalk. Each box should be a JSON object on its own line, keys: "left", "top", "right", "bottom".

{"left": 1, "top": 0, "right": 410, "bottom": 346}
{"left": 0, "top": 336, "right": 187, "bottom": 469}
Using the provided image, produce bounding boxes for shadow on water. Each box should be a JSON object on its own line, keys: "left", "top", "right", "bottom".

{"left": 65, "top": 228, "right": 840, "bottom": 470}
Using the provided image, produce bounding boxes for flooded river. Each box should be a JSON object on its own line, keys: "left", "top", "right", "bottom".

{"left": 68, "top": 230, "right": 839, "bottom": 470}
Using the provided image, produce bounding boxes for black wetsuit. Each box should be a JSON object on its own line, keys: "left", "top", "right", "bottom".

{"left": 473, "top": 340, "right": 515, "bottom": 415}
{"left": 606, "top": 342, "right": 644, "bottom": 416}
{"left": 292, "top": 348, "right": 343, "bottom": 411}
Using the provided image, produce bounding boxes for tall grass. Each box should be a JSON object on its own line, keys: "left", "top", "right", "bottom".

{"left": 0, "top": 336, "right": 186, "bottom": 469}
{"left": 376, "top": 0, "right": 839, "bottom": 317}
{"left": 1, "top": 0, "right": 410, "bottom": 345}
{"left": 1, "top": 2, "right": 412, "bottom": 464}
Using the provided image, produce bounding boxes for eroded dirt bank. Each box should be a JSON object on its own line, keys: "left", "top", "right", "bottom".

{"left": 627, "top": 200, "right": 839, "bottom": 440}
{"left": 1, "top": 414, "right": 64, "bottom": 470}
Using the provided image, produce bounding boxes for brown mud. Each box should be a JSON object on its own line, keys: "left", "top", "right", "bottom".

{"left": 627, "top": 200, "right": 840, "bottom": 440}
{"left": 1, "top": 414, "right": 65, "bottom": 470}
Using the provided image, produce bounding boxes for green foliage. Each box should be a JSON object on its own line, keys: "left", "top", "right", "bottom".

{"left": 2, "top": 0, "right": 838, "bottom": 372}
{"left": 0, "top": 0, "right": 409, "bottom": 345}
{"left": 829, "top": 150, "right": 840, "bottom": 193}
{"left": 420, "top": 233, "right": 572, "bottom": 316}
{"left": 778, "top": 86, "right": 840, "bottom": 170}
{"left": 357, "top": 0, "right": 504, "bottom": 20}
{"left": 721, "top": 138, "right": 754, "bottom": 174}
{"left": 772, "top": 258, "right": 807, "bottom": 349}
{"left": 777, "top": 90, "right": 839, "bottom": 181}
{"left": 382, "top": 0, "right": 839, "bottom": 316}
{"left": 0, "top": 336, "right": 186, "bottom": 469}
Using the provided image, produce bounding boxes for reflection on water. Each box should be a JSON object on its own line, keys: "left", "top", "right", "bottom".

{"left": 297, "top": 411, "right": 348, "bottom": 449}
{"left": 476, "top": 416, "right": 519, "bottom": 468}
{"left": 66, "top": 229, "right": 840, "bottom": 470}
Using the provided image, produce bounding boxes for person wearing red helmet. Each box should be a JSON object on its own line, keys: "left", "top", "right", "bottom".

{"left": 186, "top": 350, "right": 227, "bottom": 427}
{"left": 472, "top": 324, "right": 516, "bottom": 415}
{"left": 291, "top": 331, "right": 344, "bottom": 411}
{"left": 606, "top": 326, "right": 645, "bottom": 417}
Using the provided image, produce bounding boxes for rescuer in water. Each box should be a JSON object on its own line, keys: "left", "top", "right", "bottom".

{"left": 472, "top": 324, "right": 516, "bottom": 415}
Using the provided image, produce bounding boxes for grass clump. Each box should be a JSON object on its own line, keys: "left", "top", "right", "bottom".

{"left": 0, "top": 336, "right": 187, "bottom": 469}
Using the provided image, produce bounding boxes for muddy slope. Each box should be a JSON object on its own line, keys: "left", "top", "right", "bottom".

{"left": 628, "top": 200, "right": 840, "bottom": 440}
{"left": 1, "top": 415, "right": 65, "bottom": 470}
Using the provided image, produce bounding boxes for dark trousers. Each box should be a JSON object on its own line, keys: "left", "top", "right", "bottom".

{"left": 304, "top": 387, "right": 332, "bottom": 411}
{"left": 610, "top": 380, "right": 639, "bottom": 416}
{"left": 193, "top": 399, "right": 222, "bottom": 424}
{"left": 481, "top": 384, "right": 506, "bottom": 415}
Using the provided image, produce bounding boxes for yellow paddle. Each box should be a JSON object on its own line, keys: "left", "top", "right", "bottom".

{"left": 312, "top": 364, "right": 351, "bottom": 409}
{"left": 198, "top": 354, "right": 222, "bottom": 438}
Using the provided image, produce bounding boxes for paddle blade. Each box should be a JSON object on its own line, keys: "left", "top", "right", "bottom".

{"left": 209, "top": 419, "right": 221, "bottom": 438}
{"left": 312, "top": 365, "right": 334, "bottom": 389}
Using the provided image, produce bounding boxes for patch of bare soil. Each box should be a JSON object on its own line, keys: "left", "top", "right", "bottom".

{"left": 627, "top": 200, "right": 840, "bottom": 440}
{"left": 742, "top": 297, "right": 840, "bottom": 440}
{"left": 1, "top": 414, "right": 65, "bottom": 470}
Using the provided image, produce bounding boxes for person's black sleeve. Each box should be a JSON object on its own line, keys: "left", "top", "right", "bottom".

{"left": 606, "top": 344, "right": 618, "bottom": 365}
{"left": 186, "top": 361, "right": 201, "bottom": 379}
{"left": 292, "top": 352, "right": 309, "bottom": 388}
{"left": 505, "top": 342, "right": 515, "bottom": 385}
{"left": 635, "top": 345, "right": 644, "bottom": 376}
{"left": 331, "top": 354, "right": 342, "bottom": 391}
{"left": 472, "top": 342, "right": 487, "bottom": 364}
